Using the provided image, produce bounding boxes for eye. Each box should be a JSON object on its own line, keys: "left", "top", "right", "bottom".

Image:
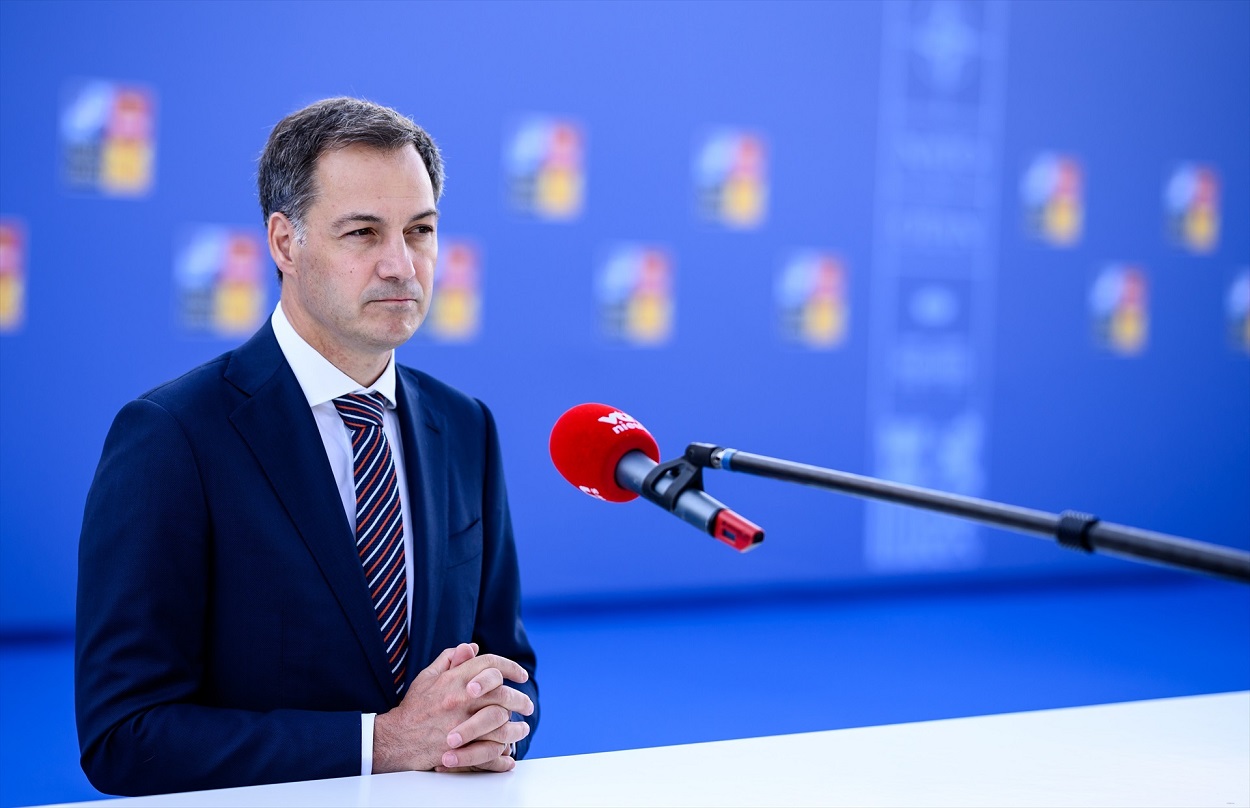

{"left": 346, "top": 228, "right": 374, "bottom": 237}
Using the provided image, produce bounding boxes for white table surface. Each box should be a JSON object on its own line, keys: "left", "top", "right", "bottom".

{"left": 42, "top": 690, "right": 1250, "bottom": 808}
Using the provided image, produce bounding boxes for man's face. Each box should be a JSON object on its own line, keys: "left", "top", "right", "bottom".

{"left": 278, "top": 143, "right": 437, "bottom": 376}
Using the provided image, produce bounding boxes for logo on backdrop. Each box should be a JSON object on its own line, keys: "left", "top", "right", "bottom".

{"left": 0, "top": 218, "right": 25, "bottom": 333}
{"left": 505, "top": 117, "right": 585, "bottom": 220}
{"left": 1229, "top": 270, "right": 1250, "bottom": 354}
{"left": 60, "top": 80, "right": 156, "bottom": 196}
{"left": 175, "top": 227, "right": 267, "bottom": 336}
{"left": 596, "top": 245, "right": 673, "bottom": 346}
{"left": 695, "top": 130, "right": 768, "bottom": 229}
{"left": 1089, "top": 264, "right": 1148, "bottom": 356}
{"left": 1165, "top": 164, "right": 1219, "bottom": 254}
{"left": 1021, "top": 153, "right": 1082, "bottom": 247}
{"left": 427, "top": 239, "right": 481, "bottom": 343}
{"left": 908, "top": 0, "right": 981, "bottom": 97}
{"left": 775, "top": 252, "right": 848, "bottom": 349}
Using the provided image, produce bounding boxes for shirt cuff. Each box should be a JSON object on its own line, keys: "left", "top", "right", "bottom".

{"left": 362, "top": 712, "right": 376, "bottom": 776}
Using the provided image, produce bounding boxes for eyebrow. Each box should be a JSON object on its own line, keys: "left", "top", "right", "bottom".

{"left": 330, "top": 208, "right": 440, "bottom": 230}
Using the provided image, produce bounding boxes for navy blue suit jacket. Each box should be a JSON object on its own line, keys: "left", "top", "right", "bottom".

{"left": 75, "top": 323, "right": 539, "bottom": 796}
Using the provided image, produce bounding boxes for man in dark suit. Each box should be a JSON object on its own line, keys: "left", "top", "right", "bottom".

{"left": 75, "top": 97, "right": 538, "bottom": 796}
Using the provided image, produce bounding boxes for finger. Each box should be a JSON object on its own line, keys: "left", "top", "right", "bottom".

{"left": 446, "top": 704, "right": 511, "bottom": 748}
{"left": 465, "top": 667, "right": 503, "bottom": 698}
{"left": 473, "top": 718, "right": 531, "bottom": 748}
{"left": 465, "top": 683, "right": 534, "bottom": 717}
{"left": 448, "top": 642, "right": 479, "bottom": 669}
{"left": 459, "top": 653, "right": 529, "bottom": 685}
{"left": 440, "top": 740, "right": 510, "bottom": 770}
{"left": 460, "top": 683, "right": 534, "bottom": 717}
{"left": 486, "top": 684, "right": 535, "bottom": 717}
{"left": 435, "top": 755, "right": 515, "bottom": 773}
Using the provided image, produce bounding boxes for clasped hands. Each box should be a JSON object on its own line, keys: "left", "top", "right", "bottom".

{"left": 373, "top": 642, "right": 533, "bottom": 774}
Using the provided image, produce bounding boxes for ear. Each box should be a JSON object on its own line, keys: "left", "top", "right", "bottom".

{"left": 268, "top": 212, "right": 298, "bottom": 278}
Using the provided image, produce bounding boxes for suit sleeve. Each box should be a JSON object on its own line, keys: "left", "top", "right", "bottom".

{"left": 471, "top": 400, "right": 540, "bottom": 759}
{"left": 75, "top": 398, "right": 361, "bottom": 796}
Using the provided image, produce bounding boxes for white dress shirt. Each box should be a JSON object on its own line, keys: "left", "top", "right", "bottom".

{"left": 270, "top": 303, "right": 414, "bottom": 776}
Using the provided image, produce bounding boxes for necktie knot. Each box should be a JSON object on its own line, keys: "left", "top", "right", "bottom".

{"left": 333, "top": 393, "right": 387, "bottom": 430}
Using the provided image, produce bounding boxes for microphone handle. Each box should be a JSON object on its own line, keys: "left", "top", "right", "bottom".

{"left": 615, "top": 451, "right": 764, "bottom": 551}
{"left": 616, "top": 451, "right": 725, "bottom": 532}
{"left": 687, "top": 444, "right": 1250, "bottom": 583}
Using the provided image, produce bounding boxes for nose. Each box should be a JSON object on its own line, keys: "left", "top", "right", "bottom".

{"left": 376, "top": 234, "right": 417, "bottom": 281}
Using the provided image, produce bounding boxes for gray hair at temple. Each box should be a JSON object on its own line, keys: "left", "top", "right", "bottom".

{"left": 257, "top": 97, "right": 444, "bottom": 278}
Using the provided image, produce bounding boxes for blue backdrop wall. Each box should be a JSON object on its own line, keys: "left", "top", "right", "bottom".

{"left": 1, "top": 0, "right": 1248, "bottom": 633}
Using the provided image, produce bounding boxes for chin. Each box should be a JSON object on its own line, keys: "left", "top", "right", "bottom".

{"left": 364, "top": 311, "right": 422, "bottom": 345}
{"left": 388, "top": 321, "right": 422, "bottom": 347}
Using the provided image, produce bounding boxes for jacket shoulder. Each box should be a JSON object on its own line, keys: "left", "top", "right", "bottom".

{"left": 135, "top": 352, "right": 235, "bottom": 413}
{"left": 134, "top": 324, "right": 282, "bottom": 417}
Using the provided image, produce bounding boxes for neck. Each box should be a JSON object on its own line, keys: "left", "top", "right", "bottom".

{"left": 331, "top": 352, "right": 389, "bottom": 389}
{"left": 280, "top": 297, "right": 390, "bottom": 388}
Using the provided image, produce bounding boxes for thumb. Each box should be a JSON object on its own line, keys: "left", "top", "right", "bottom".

{"left": 417, "top": 645, "right": 461, "bottom": 681}
{"left": 419, "top": 642, "right": 478, "bottom": 682}
{"left": 448, "top": 641, "right": 479, "bottom": 669}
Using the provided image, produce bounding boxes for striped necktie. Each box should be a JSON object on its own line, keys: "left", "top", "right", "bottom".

{"left": 332, "top": 393, "right": 409, "bottom": 696}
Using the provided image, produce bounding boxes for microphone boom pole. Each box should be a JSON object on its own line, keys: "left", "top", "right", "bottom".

{"left": 683, "top": 443, "right": 1250, "bottom": 584}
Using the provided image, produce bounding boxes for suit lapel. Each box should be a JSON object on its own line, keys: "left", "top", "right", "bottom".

{"left": 224, "top": 324, "right": 397, "bottom": 702}
{"left": 395, "top": 369, "right": 448, "bottom": 680}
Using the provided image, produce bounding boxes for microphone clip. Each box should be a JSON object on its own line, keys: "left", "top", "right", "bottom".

{"left": 640, "top": 457, "right": 706, "bottom": 514}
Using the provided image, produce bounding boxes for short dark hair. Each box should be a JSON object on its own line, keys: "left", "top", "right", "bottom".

{"left": 258, "top": 97, "right": 444, "bottom": 277}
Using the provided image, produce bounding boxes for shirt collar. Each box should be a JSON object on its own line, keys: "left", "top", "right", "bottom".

{"left": 271, "top": 303, "right": 398, "bottom": 410}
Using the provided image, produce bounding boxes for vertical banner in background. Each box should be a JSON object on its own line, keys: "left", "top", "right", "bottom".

{"left": 864, "top": 0, "right": 1008, "bottom": 572}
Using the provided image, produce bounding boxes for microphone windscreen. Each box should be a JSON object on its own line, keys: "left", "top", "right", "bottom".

{"left": 549, "top": 403, "right": 660, "bottom": 502}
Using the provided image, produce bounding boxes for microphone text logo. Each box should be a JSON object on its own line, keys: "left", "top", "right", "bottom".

{"left": 597, "top": 411, "right": 643, "bottom": 435}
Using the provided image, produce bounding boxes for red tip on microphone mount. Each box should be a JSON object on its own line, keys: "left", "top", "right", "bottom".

{"left": 638, "top": 444, "right": 764, "bottom": 552}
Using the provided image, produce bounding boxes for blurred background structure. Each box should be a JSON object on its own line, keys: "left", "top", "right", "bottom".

{"left": 1, "top": 1, "right": 1247, "bottom": 804}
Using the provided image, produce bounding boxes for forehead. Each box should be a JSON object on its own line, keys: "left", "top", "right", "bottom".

{"left": 310, "top": 143, "right": 434, "bottom": 213}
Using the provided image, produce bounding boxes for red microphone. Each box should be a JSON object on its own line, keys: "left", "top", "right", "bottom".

{"left": 549, "top": 403, "right": 660, "bottom": 502}
{"left": 549, "top": 403, "right": 764, "bottom": 551}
